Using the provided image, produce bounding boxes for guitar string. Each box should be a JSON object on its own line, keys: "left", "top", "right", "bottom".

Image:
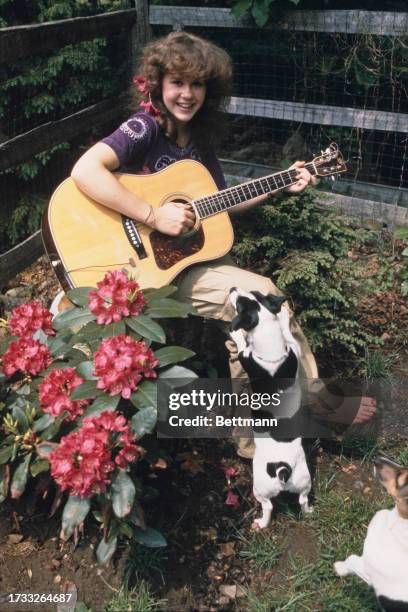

{"left": 194, "top": 164, "right": 315, "bottom": 219}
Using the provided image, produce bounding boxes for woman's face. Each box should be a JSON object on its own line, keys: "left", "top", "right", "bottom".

{"left": 161, "top": 72, "right": 206, "bottom": 127}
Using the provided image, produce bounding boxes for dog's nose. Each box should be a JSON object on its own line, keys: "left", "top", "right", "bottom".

{"left": 229, "top": 287, "right": 237, "bottom": 293}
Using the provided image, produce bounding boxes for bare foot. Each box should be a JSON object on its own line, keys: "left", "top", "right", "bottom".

{"left": 351, "top": 396, "right": 377, "bottom": 424}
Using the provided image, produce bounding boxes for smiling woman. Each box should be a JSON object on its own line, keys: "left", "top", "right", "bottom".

{"left": 67, "top": 31, "right": 319, "bottom": 459}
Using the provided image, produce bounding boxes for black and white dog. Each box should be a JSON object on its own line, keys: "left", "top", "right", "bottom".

{"left": 229, "top": 288, "right": 313, "bottom": 529}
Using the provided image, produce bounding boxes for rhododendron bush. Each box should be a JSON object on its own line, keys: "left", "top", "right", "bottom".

{"left": 0, "top": 270, "right": 196, "bottom": 565}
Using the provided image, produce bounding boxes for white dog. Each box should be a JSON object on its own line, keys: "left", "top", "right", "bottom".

{"left": 228, "top": 288, "right": 313, "bottom": 529}
{"left": 334, "top": 457, "right": 408, "bottom": 611}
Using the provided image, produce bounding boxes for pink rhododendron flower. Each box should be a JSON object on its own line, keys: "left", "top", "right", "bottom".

{"left": 225, "top": 491, "right": 239, "bottom": 507}
{"left": 93, "top": 334, "right": 158, "bottom": 398}
{"left": 49, "top": 411, "right": 141, "bottom": 498}
{"left": 39, "top": 368, "right": 89, "bottom": 422}
{"left": 2, "top": 337, "right": 52, "bottom": 377}
{"left": 88, "top": 270, "right": 146, "bottom": 325}
{"left": 9, "top": 301, "right": 54, "bottom": 337}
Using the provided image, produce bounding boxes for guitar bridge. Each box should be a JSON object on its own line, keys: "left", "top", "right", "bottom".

{"left": 122, "top": 217, "right": 147, "bottom": 260}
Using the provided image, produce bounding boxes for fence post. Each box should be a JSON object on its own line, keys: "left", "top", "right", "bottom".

{"left": 128, "top": 0, "right": 151, "bottom": 78}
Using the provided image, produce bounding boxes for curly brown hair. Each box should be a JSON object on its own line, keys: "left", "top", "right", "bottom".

{"left": 134, "top": 32, "right": 232, "bottom": 149}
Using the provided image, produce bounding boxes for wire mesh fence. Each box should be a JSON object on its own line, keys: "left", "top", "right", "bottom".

{"left": 152, "top": 8, "right": 408, "bottom": 210}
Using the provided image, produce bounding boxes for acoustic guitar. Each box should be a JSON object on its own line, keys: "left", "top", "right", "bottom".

{"left": 42, "top": 143, "right": 346, "bottom": 290}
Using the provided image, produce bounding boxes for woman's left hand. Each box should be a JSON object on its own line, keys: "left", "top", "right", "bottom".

{"left": 285, "top": 161, "right": 317, "bottom": 194}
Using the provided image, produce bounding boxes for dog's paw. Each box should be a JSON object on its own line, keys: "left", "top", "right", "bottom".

{"left": 252, "top": 518, "right": 269, "bottom": 530}
{"left": 334, "top": 561, "right": 348, "bottom": 577}
{"left": 302, "top": 504, "right": 314, "bottom": 515}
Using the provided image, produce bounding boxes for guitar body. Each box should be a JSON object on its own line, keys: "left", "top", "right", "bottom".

{"left": 43, "top": 159, "right": 233, "bottom": 290}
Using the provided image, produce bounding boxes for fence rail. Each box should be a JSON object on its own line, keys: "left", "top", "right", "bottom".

{"left": 150, "top": 6, "right": 408, "bottom": 36}
{"left": 0, "top": 9, "right": 135, "bottom": 64}
{"left": 228, "top": 97, "right": 408, "bottom": 134}
{"left": 0, "top": 94, "right": 128, "bottom": 171}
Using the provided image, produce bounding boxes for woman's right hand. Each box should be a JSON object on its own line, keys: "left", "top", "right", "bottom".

{"left": 152, "top": 202, "right": 196, "bottom": 236}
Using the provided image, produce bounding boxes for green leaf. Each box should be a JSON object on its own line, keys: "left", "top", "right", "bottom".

{"left": 96, "top": 535, "right": 118, "bottom": 565}
{"left": 61, "top": 496, "right": 91, "bottom": 540}
{"left": 394, "top": 227, "right": 408, "bottom": 240}
{"left": 145, "top": 299, "right": 195, "bottom": 318}
{"left": 66, "top": 287, "right": 95, "bottom": 307}
{"left": 41, "top": 412, "right": 66, "bottom": 441}
{"left": 158, "top": 365, "right": 198, "bottom": 387}
{"left": 231, "top": 0, "right": 253, "bottom": 18}
{"left": 111, "top": 470, "right": 136, "bottom": 518}
{"left": 133, "top": 527, "right": 167, "bottom": 548}
{"left": 33, "top": 328, "right": 48, "bottom": 346}
{"left": 36, "top": 441, "right": 58, "bottom": 459}
{"left": 47, "top": 333, "right": 73, "bottom": 357}
{"left": 53, "top": 306, "right": 96, "bottom": 331}
{"left": 143, "top": 285, "right": 178, "bottom": 302}
{"left": 100, "top": 320, "right": 126, "bottom": 338}
{"left": 126, "top": 315, "right": 166, "bottom": 344}
{"left": 0, "top": 446, "right": 13, "bottom": 465}
{"left": 71, "top": 380, "right": 101, "bottom": 400}
{"left": 402, "top": 247, "right": 408, "bottom": 257}
{"left": 12, "top": 404, "right": 29, "bottom": 429}
{"left": 131, "top": 407, "right": 157, "bottom": 437}
{"left": 154, "top": 346, "right": 195, "bottom": 368}
{"left": 76, "top": 361, "right": 97, "bottom": 380}
{"left": 83, "top": 394, "right": 120, "bottom": 418}
{"left": 0, "top": 465, "right": 8, "bottom": 503}
{"left": 130, "top": 381, "right": 157, "bottom": 410}
{"left": 251, "top": 0, "right": 270, "bottom": 27}
{"left": 10, "top": 453, "right": 31, "bottom": 499}
{"left": 30, "top": 458, "right": 50, "bottom": 477}
{"left": 33, "top": 414, "right": 54, "bottom": 432}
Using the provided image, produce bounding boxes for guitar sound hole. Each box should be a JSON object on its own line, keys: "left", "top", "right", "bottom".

{"left": 149, "top": 227, "right": 205, "bottom": 270}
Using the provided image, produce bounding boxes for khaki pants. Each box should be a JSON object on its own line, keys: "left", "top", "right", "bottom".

{"left": 174, "top": 255, "right": 318, "bottom": 457}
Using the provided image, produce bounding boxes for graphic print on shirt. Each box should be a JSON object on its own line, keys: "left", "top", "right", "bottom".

{"left": 119, "top": 116, "right": 149, "bottom": 142}
{"left": 154, "top": 148, "right": 201, "bottom": 172}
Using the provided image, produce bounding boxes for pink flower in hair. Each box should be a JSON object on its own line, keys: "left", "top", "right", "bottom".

{"left": 139, "top": 99, "right": 160, "bottom": 117}
{"left": 133, "top": 75, "right": 149, "bottom": 94}
{"left": 133, "top": 75, "right": 160, "bottom": 116}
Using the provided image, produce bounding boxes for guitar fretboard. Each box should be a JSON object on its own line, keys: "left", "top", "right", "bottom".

{"left": 193, "top": 162, "right": 316, "bottom": 219}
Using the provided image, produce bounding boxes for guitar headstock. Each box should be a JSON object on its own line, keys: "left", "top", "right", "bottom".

{"left": 312, "top": 143, "right": 347, "bottom": 177}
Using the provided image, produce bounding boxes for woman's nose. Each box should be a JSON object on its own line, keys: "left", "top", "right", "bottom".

{"left": 181, "top": 84, "right": 193, "bottom": 97}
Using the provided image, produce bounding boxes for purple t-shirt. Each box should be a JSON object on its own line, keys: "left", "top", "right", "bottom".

{"left": 101, "top": 112, "right": 226, "bottom": 190}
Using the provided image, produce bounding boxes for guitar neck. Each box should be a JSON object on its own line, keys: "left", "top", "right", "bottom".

{"left": 193, "top": 161, "right": 316, "bottom": 219}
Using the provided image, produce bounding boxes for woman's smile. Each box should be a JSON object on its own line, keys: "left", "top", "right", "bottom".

{"left": 162, "top": 73, "right": 206, "bottom": 126}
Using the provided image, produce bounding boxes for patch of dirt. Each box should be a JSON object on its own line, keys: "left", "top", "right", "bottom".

{"left": 0, "top": 499, "right": 124, "bottom": 612}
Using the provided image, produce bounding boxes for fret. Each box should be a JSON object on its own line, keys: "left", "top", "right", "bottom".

{"left": 193, "top": 149, "right": 340, "bottom": 219}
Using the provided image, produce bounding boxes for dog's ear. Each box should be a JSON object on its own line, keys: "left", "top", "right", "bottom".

{"left": 251, "top": 292, "right": 287, "bottom": 314}
{"left": 374, "top": 456, "right": 405, "bottom": 497}
{"left": 231, "top": 296, "right": 260, "bottom": 331}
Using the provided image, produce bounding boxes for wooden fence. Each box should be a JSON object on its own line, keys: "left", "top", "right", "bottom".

{"left": 1, "top": 3, "right": 407, "bottom": 287}
{"left": 0, "top": 8, "right": 139, "bottom": 286}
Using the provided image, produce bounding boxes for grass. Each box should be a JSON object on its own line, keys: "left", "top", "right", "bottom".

{"left": 124, "top": 543, "right": 168, "bottom": 586}
{"left": 240, "top": 471, "right": 386, "bottom": 611}
{"left": 104, "top": 581, "right": 166, "bottom": 612}
{"left": 360, "top": 347, "right": 397, "bottom": 380}
{"left": 398, "top": 444, "right": 408, "bottom": 465}
{"left": 238, "top": 529, "right": 286, "bottom": 571}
